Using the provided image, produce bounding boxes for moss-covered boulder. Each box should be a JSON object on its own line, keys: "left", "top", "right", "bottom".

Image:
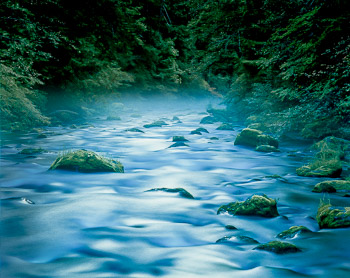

{"left": 234, "top": 128, "right": 278, "bottom": 148}
{"left": 216, "top": 235, "right": 259, "bottom": 244}
{"left": 316, "top": 203, "right": 350, "bottom": 229}
{"left": 145, "top": 188, "right": 194, "bottom": 199}
{"left": 200, "top": 116, "right": 216, "bottom": 124}
{"left": 217, "top": 194, "right": 279, "bottom": 217}
{"left": 216, "top": 123, "right": 235, "bottom": 131}
{"left": 254, "top": 241, "right": 301, "bottom": 254}
{"left": 276, "top": 226, "right": 312, "bottom": 239}
{"left": 172, "top": 136, "right": 189, "bottom": 142}
{"left": 296, "top": 161, "right": 342, "bottom": 178}
{"left": 19, "top": 148, "right": 47, "bottom": 155}
{"left": 125, "top": 128, "right": 144, "bottom": 133}
{"left": 190, "top": 127, "right": 209, "bottom": 135}
{"left": 49, "top": 150, "right": 124, "bottom": 173}
{"left": 256, "top": 145, "right": 280, "bottom": 152}
{"left": 313, "top": 136, "right": 350, "bottom": 160}
{"left": 143, "top": 120, "right": 168, "bottom": 128}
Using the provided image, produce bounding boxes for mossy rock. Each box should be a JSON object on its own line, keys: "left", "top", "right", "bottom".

{"left": 49, "top": 110, "right": 80, "bottom": 123}
{"left": 145, "top": 188, "right": 194, "bottom": 199}
{"left": 312, "top": 182, "right": 337, "bottom": 193}
{"left": 313, "top": 136, "right": 349, "bottom": 160}
{"left": 37, "top": 133, "right": 48, "bottom": 139}
{"left": 19, "top": 148, "right": 47, "bottom": 155}
{"left": 216, "top": 235, "right": 259, "bottom": 244}
{"left": 216, "top": 123, "right": 235, "bottom": 131}
{"left": 256, "top": 145, "right": 280, "bottom": 152}
{"left": 169, "top": 142, "right": 189, "bottom": 148}
{"left": 143, "top": 120, "right": 168, "bottom": 128}
{"left": 316, "top": 203, "right": 350, "bottom": 229}
{"left": 190, "top": 127, "right": 209, "bottom": 135}
{"left": 172, "top": 136, "right": 189, "bottom": 142}
{"left": 296, "top": 162, "right": 342, "bottom": 178}
{"left": 234, "top": 128, "right": 278, "bottom": 148}
{"left": 49, "top": 150, "right": 124, "bottom": 173}
{"left": 276, "top": 226, "right": 312, "bottom": 239}
{"left": 254, "top": 241, "right": 301, "bottom": 254}
{"left": 200, "top": 116, "right": 216, "bottom": 124}
{"left": 217, "top": 194, "right": 279, "bottom": 218}
{"left": 107, "top": 115, "right": 121, "bottom": 121}
{"left": 125, "top": 128, "right": 144, "bottom": 133}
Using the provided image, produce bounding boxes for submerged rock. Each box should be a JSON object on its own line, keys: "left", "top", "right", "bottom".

{"left": 276, "top": 226, "right": 312, "bottom": 239}
{"left": 49, "top": 150, "right": 124, "bottom": 173}
{"left": 225, "top": 225, "right": 237, "bottom": 230}
{"left": 216, "top": 123, "right": 235, "bottom": 131}
{"left": 210, "top": 137, "right": 219, "bottom": 140}
{"left": 146, "top": 188, "right": 194, "bottom": 199}
{"left": 316, "top": 203, "right": 350, "bottom": 229}
{"left": 190, "top": 127, "right": 209, "bottom": 135}
{"left": 172, "top": 136, "right": 189, "bottom": 142}
{"left": 143, "top": 120, "right": 168, "bottom": 128}
{"left": 254, "top": 241, "right": 301, "bottom": 254}
{"left": 234, "top": 128, "right": 278, "bottom": 149}
{"left": 172, "top": 116, "right": 180, "bottom": 121}
{"left": 19, "top": 148, "right": 47, "bottom": 155}
{"left": 200, "top": 116, "right": 216, "bottom": 124}
{"left": 37, "top": 133, "right": 48, "bottom": 139}
{"left": 216, "top": 235, "right": 259, "bottom": 244}
{"left": 217, "top": 194, "right": 279, "bottom": 218}
{"left": 125, "top": 128, "right": 144, "bottom": 133}
{"left": 107, "top": 115, "right": 121, "bottom": 121}
{"left": 169, "top": 142, "right": 189, "bottom": 148}
{"left": 256, "top": 145, "right": 280, "bottom": 152}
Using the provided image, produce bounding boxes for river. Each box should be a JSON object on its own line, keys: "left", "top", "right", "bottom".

{"left": 1, "top": 97, "right": 349, "bottom": 277}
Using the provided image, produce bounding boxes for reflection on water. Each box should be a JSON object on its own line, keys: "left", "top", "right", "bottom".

{"left": 1, "top": 97, "right": 349, "bottom": 277}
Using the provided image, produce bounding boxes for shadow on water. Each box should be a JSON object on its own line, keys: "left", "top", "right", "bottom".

{"left": 1, "top": 96, "right": 350, "bottom": 277}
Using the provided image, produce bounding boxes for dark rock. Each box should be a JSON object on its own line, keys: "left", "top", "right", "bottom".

{"left": 172, "top": 136, "right": 189, "bottom": 142}
{"left": 144, "top": 120, "right": 168, "bottom": 128}
{"left": 146, "top": 188, "right": 194, "bottom": 199}
{"left": 216, "top": 235, "right": 259, "bottom": 244}
{"left": 169, "top": 142, "right": 189, "bottom": 148}
{"left": 200, "top": 116, "right": 216, "bottom": 124}
{"left": 225, "top": 225, "right": 237, "bottom": 230}
{"left": 216, "top": 123, "right": 235, "bottom": 131}
{"left": 125, "top": 128, "right": 144, "bottom": 133}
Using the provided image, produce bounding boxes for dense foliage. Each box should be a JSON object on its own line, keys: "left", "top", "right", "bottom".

{"left": 1, "top": 0, "right": 349, "bottom": 137}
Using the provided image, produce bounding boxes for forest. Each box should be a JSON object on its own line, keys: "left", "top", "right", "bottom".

{"left": 1, "top": 0, "right": 349, "bottom": 138}
{"left": 2, "top": 1, "right": 350, "bottom": 277}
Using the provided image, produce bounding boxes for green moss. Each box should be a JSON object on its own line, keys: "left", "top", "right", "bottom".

{"left": 296, "top": 160, "right": 342, "bottom": 178}
{"left": 125, "top": 128, "right": 144, "bottom": 133}
{"left": 172, "top": 136, "right": 189, "bottom": 142}
{"left": 256, "top": 145, "right": 280, "bottom": 152}
{"left": 19, "top": 148, "right": 47, "bottom": 155}
{"left": 216, "top": 123, "right": 235, "bottom": 131}
{"left": 216, "top": 235, "right": 259, "bottom": 244}
{"left": 277, "top": 226, "right": 312, "bottom": 239}
{"left": 49, "top": 150, "right": 124, "bottom": 173}
{"left": 143, "top": 120, "right": 168, "bottom": 128}
{"left": 317, "top": 202, "right": 350, "bottom": 229}
{"left": 217, "top": 194, "right": 279, "bottom": 218}
{"left": 146, "top": 188, "right": 194, "bottom": 199}
{"left": 254, "top": 241, "right": 301, "bottom": 254}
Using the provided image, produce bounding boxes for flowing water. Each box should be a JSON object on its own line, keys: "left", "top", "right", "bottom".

{"left": 1, "top": 97, "right": 350, "bottom": 278}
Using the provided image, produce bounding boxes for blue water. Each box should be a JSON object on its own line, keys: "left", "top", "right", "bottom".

{"left": 1, "top": 98, "right": 350, "bottom": 277}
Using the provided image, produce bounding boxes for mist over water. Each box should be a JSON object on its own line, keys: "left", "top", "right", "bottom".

{"left": 1, "top": 97, "right": 349, "bottom": 277}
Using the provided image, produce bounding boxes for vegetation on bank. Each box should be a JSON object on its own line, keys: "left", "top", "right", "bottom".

{"left": 1, "top": 0, "right": 349, "bottom": 137}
